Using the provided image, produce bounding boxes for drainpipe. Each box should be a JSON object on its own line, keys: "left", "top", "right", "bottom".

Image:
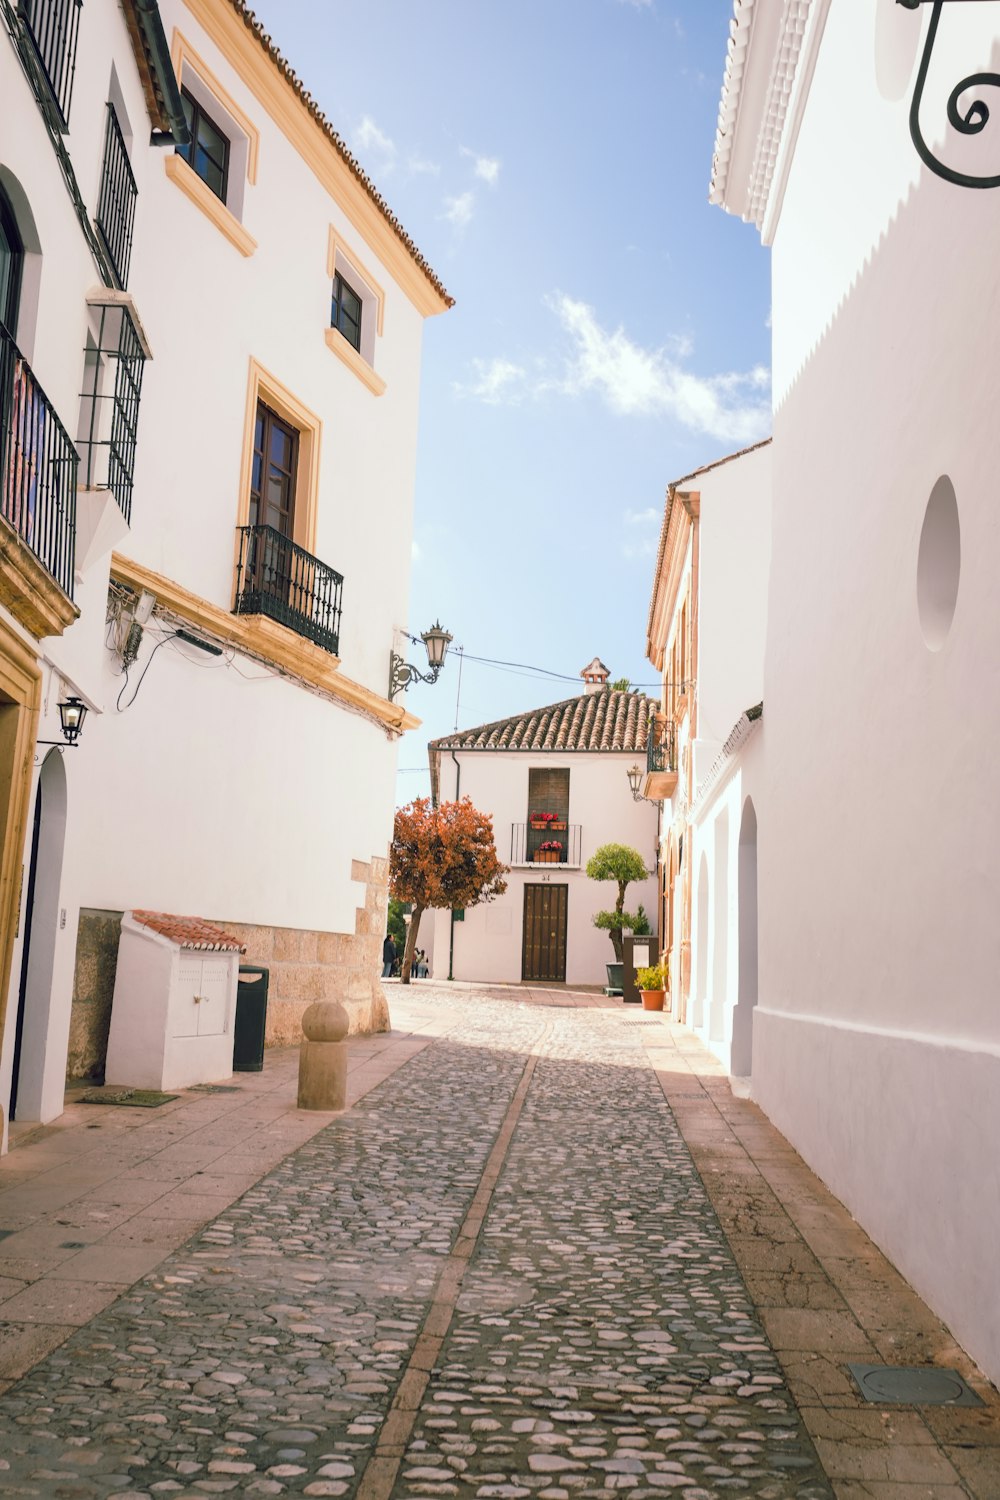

{"left": 448, "top": 750, "right": 460, "bottom": 981}
{"left": 132, "top": 0, "right": 191, "bottom": 147}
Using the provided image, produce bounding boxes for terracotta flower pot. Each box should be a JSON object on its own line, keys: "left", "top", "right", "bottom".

{"left": 640, "top": 990, "right": 666, "bottom": 1011}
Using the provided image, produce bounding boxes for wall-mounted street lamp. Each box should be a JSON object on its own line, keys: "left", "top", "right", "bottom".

{"left": 389, "top": 622, "right": 453, "bottom": 702}
{"left": 37, "top": 697, "right": 89, "bottom": 750}
{"left": 897, "top": 0, "right": 1000, "bottom": 189}
{"left": 627, "top": 764, "right": 648, "bottom": 803}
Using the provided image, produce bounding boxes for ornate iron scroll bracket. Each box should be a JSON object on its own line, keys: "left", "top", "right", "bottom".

{"left": 388, "top": 652, "right": 444, "bottom": 702}
{"left": 898, "top": 0, "right": 1000, "bottom": 187}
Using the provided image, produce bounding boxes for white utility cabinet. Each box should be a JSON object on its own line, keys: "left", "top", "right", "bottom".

{"left": 105, "top": 911, "right": 245, "bottom": 1090}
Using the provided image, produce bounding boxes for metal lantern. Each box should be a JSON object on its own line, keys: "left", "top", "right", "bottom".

{"left": 627, "top": 764, "right": 644, "bottom": 801}
{"left": 58, "top": 697, "right": 88, "bottom": 745}
{"left": 421, "top": 621, "right": 453, "bottom": 670}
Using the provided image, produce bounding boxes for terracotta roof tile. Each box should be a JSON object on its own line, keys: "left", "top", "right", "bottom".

{"left": 225, "top": 1, "right": 452, "bottom": 309}
{"left": 131, "top": 910, "right": 246, "bottom": 952}
{"left": 430, "top": 688, "right": 658, "bottom": 755}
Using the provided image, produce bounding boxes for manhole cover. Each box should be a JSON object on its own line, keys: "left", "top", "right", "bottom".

{"left": 81, "top": 1087, "right": 178, "bottom": 1108}
{"left": 188, "top": 1083, "right": 242, "bottom": 1094}
{"left": 847, "top": 1364, "right": 984, "bottom": 1407}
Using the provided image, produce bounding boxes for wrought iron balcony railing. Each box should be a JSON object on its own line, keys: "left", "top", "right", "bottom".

{"left": 0, "top": 319, "right": 78, "bottom": 599}
{"left": 96, "top": 103, "right": 138, "bottom": 289}
{"left": 18, "top": 0, "right": 83, "bottom": 128}
{"left": 647, "top": 719, "right": 676, "bottom": 775}
{"left": 233, "top": 524, "right": 343, "bottom": 656}
{"left": 511, "top": 822, "right": 582, "bottom": 867}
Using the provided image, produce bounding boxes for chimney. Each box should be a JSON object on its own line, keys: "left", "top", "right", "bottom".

{"left": 580, "top": 657, "right": 610, "bottom": 695}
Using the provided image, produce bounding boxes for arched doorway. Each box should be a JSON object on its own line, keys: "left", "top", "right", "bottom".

{"left": 710, "top": 810, "right": 729, "bottom": 1043}
{"left": 693, "top": 853, "right": 709, "bottom": 1030}
{"left": 10, "top": 750, "right": 67, "bottom": 1121}
{"left": 731, "top": 796, "right": 758, "bottom": 1078}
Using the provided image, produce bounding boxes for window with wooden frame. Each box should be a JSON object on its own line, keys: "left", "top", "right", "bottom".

{"left": 236, "top": 359, "right": 321, "bottom": 557}
{"left": 177, "top": 87, "right": 230, "bottom": 204}
{"left": 166, "top": 34, "right": 260, "bottom": 259}
{"left": 331, "top": 270, "right": 363, "bottom": 353}
{"left": 325, "top": 229, "right": 386, "bottom": 396}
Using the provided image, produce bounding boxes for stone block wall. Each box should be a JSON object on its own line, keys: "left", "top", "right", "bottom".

{"left": 66, "top": 854, "right": 391, "bottom": 1081}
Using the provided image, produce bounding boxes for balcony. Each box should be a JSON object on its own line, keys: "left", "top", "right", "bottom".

{"left": 18, "top": 0, "right": 83, "bottom": 129}
{"left": 642, "top": 719, "right": 678, "bottom": 800}
{"left": 96, "top": 103, "right": 138, "bottom": 290}
{"left": 511, "top": 822, "right": 582, "bottom": 868}
{"left": 233, "top": 524, "right": 343, "bottom": 656}
{"left": 0, "top": 319, "right": 78, "bottom": 603}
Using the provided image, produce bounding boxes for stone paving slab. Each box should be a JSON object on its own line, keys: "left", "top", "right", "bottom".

{"left": 0, "top": 997, "right": 834, "bottom": 1499}
{"left": 0, "top": 988, "right": 996, "bottom": 1499}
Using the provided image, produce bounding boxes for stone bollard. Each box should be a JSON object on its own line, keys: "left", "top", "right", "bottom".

{"left": 297, "top": 1000, "right": 349, "bottom": 1111}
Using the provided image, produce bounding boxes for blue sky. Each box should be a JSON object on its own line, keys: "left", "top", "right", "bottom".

{"left": 249, "top": 0, "right": 771, "bottom": 800}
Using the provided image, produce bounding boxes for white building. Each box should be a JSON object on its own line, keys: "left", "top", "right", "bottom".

{"left": 643, "top": 441, "right": 771, "bottom": 1078}
{"left": 0, "top": 0, "right": 450, "bottom": 1141}
{"left": 710, "top": 0, "right": 1000, "bottom": 1384}
{"left": 427, "top": 663, "right": 659, "bottom": 988}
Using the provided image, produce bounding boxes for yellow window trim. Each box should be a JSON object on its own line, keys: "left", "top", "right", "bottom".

{"left": 324, "top": 328, "right": 387, "bottom": 397}
{"left": 164, "top": 154, "right": 257, "bottom": 257}
{"left": 237, "top": 358, "right": 322, "bottom": 556}
{"left": 0, "top": 616, "right": 42, "bottom": 1073}
{"left": 181, "top": 0, "right": 449, "bottom": 319}
{"left": 327, "top": 227, "right": 385, "bottom": 336}
{"left": 109, "top": 553, "right": 420, "bottom": 734}
{"left": 170, "top": 28, "right": 261, "bottom": 183}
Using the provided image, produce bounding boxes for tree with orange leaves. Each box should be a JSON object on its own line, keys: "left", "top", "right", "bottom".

{"left": 390, "top": 797, "right": 508, "bottom": 985}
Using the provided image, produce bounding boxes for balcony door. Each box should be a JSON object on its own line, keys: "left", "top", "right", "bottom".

{"left": 251, "top": 400, "right": 298, "bottom": 538}
{"left": 522, "top": 883, "right": 568, "bottom": 983}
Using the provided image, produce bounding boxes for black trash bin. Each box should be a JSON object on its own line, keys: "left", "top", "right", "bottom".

{"left": 234, "top": 966, "right": 269, "bottom": 1071}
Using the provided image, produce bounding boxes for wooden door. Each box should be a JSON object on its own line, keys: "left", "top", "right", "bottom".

{"left": 522, "top": 883, "right": 568, "bottom": 982}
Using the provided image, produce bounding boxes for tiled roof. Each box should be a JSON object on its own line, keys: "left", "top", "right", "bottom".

{"left": 225, "top": 2, "right": 453, "bottom": 309}
{"left": 430, "top": 689, "right": 658, "bottom": 754}
{"left": 131, "top": 911, "right": 246, "bottom": 952}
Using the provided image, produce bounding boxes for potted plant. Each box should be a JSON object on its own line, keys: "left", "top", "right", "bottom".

{"left": 587, "top": 843, "right": 651, "bottom": 992}
{"left": 636, "top": 960, "right": 669, "bottom": 1011}
{"left": 534, "top": 840, "right": 563, "bottom": 863}
{"left": 530, "top": 811, "right": 557, "bottom": 830}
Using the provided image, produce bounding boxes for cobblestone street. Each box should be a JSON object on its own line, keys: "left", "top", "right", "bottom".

{"left": 0, "top": 989, "right": 996, "bottom": 1498}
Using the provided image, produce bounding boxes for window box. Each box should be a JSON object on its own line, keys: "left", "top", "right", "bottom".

{"left": 533, "top": 850, "right": 562, "bottom": 864}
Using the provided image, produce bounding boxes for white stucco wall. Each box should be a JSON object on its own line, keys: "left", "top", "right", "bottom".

{"left": 749, "top": 0, "right": 1000, "bottom": 1384}
{"left": 429, "top": 746, "right": 659, "bottom": 987}
{"left": 0, "top": 0, "right": 440, "bottom": 1133}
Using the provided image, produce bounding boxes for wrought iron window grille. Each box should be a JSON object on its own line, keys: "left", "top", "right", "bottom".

{"left": 96, "top": 102, "right": 138, "bottom": 289}
{"left": 510, "top": 823, "right": 583, "bottom": 867}
{"left": 0, "top": 316, "right": 78, "bottom": 598}
{"left": 233, "top": 523, "right": 344, "bottom": 657}
{"left": 897, "top": 0, "right": 1000, "bottom": 188}
{"left": 78, "top": 298, "right": 148, "bottom": 525}
{"left": 16, "top": 0, "right": 82, "bottom": 130}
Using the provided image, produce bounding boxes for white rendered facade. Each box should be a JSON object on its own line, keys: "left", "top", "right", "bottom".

{"left": 428, "top": 692, "right": 660, "bottom": 988}
{"left": 645, "top": 443, "right": 771, "bottom": 1054}
{"left": 0, "top": 0, "right": 448, "bottom": 1142}
{"left": 714, "top": 0, "right": 1000, "bottom": 1382}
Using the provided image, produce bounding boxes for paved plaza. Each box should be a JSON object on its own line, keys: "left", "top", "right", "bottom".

{"left": 0, "top": 987, "right": 997, "bottom": 1498}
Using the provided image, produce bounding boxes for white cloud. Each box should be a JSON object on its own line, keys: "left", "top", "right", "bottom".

{"left": 407, "top": 154, "right": 441, "bottom": 176}
{"left": 353, "top": 115, "right": 397, "bottom": 171}
{"left": 412, "top": 538, "right": 422, "bottom": 563}
{"left": 454, "top": 293, "right": 771, "bottom": 445}
{"left": 461, "top": 147, "right": 501, "bottom": 186}
{"left": 621, "top": 535, "right": 660, "bottom": 560}
{"left": 443, "top": 191, "right": 475, "bottom": 228}
{"left": 456, "top": 358, "right": 528, "bottom": 405}
{"left": 617, "top": 0, "right": 653, "bottom": 8}
{"left": 624, "top": 506, "right": 661, "bottom": 526}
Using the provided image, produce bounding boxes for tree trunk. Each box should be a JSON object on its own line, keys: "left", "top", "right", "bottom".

{"left": 400, "top": 906, "right": 423, "bottom": 985}
{"left": 610, "top": 925, "right": 624, "bottom": 964}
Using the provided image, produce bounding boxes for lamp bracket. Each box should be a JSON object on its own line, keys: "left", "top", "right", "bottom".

{"left": 388, "top": 650, "right": 444, "bottom": 702}
{"left": 897, "top": 0, "right": 1000, "bottom": 188}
